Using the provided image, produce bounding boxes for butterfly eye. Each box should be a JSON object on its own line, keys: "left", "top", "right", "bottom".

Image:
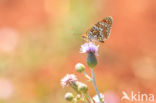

{"left": 81, "top": 33, "right": 87, "bottom": 39}
{"left": 82, "top": 36, "right": 86, "bottom": 38}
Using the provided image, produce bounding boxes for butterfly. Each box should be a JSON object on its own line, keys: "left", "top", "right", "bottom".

{"left": 81, "top": 16, "right": 113, "bottom": 43}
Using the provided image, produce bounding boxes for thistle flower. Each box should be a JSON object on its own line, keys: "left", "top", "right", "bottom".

{"left": 64, "top": 92, "right": 74, "bottom": 101}
{"left": 61, "top": 74, "right": 77, "bottom": 87}
{"left": 77, "top": 82, "right": 88, "bottom": 93}
{"left": 80, "top": 42, "right": 99, "bottom": 56}
{"left": 93, "top": 93, "right": 104, "bottom": 103}
{"left": 75, "top": 63, "right": 85, "bottom": 73}
{"left": 76, "top": 94, "right": 81, "bottom": 100}
{"left": 80, "top": 42, "right": 99, "bottom": 68}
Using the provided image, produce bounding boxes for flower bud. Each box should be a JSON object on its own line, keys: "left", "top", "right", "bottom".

{"left": 75, "top": 63, "right": 85, "bottom": 73}
{"left": 77, "top": 82, "right": 88, "bottom": 93}
{"left": 87, "top": 52, "right": 97, "bottom": 68}
{"left": 76, "top": 94, "right": 81, "bottom": 100}
{"left": 64, "top": 92, "right": 74, "bottom": 101}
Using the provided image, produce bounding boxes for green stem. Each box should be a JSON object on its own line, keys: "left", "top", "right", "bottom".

{"left": 82, "top": 93, "right": 88, "bottom": 103}
{"left": 91, "top": 69, "right": 103, "bottom": 103}
{"left": 86, "top": 92, "right": 94, "bottom": 103}
{"left": 83, "top": 72, "right": 92, "bottom": 81}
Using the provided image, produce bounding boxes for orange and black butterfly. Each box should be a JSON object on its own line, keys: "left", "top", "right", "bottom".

{"left": 81, "top": 16, "right": 113, "bottom": 43}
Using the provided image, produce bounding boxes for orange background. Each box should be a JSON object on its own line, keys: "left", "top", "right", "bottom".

{"left": 0, "top": 0, "right": 156, "bottom": 103}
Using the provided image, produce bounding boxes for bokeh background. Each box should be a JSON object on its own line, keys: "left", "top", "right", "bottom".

{"left": 0, "top": 0, "right": 156, "bottom": 103}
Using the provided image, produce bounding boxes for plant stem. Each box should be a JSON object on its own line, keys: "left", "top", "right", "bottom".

{"left": 86, "top": 92, "right": 94, "bottom": 103}
{"left": 83, "top": 72, "right": 92, "bottom": 81}
{"left": 82, "top": 94, "right": 87, "bottom": 103}
{"left": 91, "top": 69, "right": 103, "bottom": 103}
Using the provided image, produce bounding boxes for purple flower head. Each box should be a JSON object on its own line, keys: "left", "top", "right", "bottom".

{"left": 61, "top": 74, "right": 77, "bottom": 87}
{"left": 93, "top": 93, "right": 104, "bottom": 103}
{"left": 80, "top": 42, "right": 99, "bottom": 55}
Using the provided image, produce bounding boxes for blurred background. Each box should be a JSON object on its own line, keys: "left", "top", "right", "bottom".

{"left": 0, "top": 0, "right": 156, "bottom": 103}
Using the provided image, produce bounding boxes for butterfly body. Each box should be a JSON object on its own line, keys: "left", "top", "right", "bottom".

{"left": 82, "top": 16, "right": 113, "bottom": 43}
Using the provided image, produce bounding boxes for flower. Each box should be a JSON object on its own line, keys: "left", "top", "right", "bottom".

{"left": 61, "top": 74, "right": 78, "bottom": 87}
{"left": 80, "top": 42, "right": 99, "bottom": 68}
{"left": 77, "top": 82, "right": 88, "bottom": 93}
{"left": 93, "top": 93, "right": 104, "bottom": 103}
{"left": 64, "top": 92, "right": 74, "bottom": 101}
{"left": 80, "top": 42, "right": 99, "bottom": 56}
{"left": 75, "top": 63, "right": 85, "bottom": 73}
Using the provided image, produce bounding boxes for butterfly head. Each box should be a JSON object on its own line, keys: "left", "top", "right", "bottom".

{"left": 81, "top": 33, "right": 88, "bottom": 40}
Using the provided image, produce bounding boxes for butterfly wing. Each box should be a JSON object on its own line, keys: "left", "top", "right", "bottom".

{"left": 82, "top": 16, "right": 113, "bottom": 43}
{"left": 101, "top": 16, "right": 113, "bottom": 40}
